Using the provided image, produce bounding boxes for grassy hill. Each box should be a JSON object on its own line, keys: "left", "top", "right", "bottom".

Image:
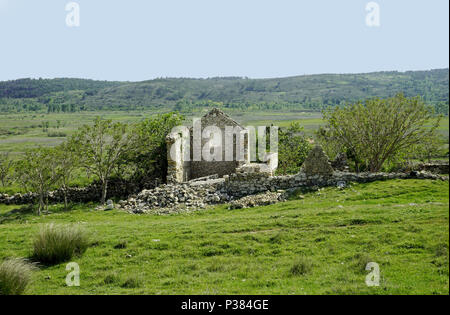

{"left": 0, "top": 69, "right": 448, "bottom": 114}
{"left": 1, "top": 179, "right": 448, "bottom": 295}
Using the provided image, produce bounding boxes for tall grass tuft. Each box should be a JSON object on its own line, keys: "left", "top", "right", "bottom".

{"left": 121, "top": 275, "right": 142, "bottom": 288}
{"left": 32, "top": 224, "right": 90, "bottom": 265}
{"left": 0, "top": 258, "right": 36, "bottom": 295}
{"left": 353, "top": 253, "right": 373, "bottom": 273}
{"left": 290, "top": 257, "right": 313, "bottom": 276}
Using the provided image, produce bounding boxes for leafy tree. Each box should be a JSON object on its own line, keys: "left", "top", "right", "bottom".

{"left": 0, "top": 152, "right": 14, "bottom": 187}
{"left": 320, "top": 94, "right": 442, "bottom": 172}
{"left": 126, "top": 112, "right": 184, "bottom": 183}
{"left": 277, "top": 122, "right": 312, "bottom": 175}
{"left": 15, "top": 148, "right": 58, "bottom": 215}
{"left": 409, "top": 134, "right": 447, "bottom": 163}
{"left": 72, "top": 118, "right": 132, "bottom": 204}
{"left": 315, "top": 126, "right": 340, "bottom": 161}
{"left": 54, "top": 141, "right": 79, "bottom": 210}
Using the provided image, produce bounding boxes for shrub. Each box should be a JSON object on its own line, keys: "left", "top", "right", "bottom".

{"left": 0, "top": 258, "right": 36, "bottom": 295}
{"left": 32, "top": 224, "right": 90, "bottom": 265}
{"left": 290, "top": 257, "right": 313, "bottom": 276}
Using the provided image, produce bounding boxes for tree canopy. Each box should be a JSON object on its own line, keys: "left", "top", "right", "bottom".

{"left": 318, "top": 94, "right": 442, "bottom": 172}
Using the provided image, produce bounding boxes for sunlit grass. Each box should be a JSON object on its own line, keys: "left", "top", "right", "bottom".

{"left": 0, "top": 179, "right": 448, "bottom": 295}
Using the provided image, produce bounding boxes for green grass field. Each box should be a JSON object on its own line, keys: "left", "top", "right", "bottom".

{"left": 0, "top": 111, "right": 325, "bottom": 156}
{"left": 1, "top": 179, "right": 448, "bottom": 295}
{"left": 2, "top": 111, "right": 447, "bottom": 156}
{"left": 0, "top": 111, "right": 164, "bottom": 156}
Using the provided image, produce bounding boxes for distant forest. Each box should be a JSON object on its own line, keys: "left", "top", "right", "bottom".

{"left": 0, "top": 69, "right": 448, "bottom": 114}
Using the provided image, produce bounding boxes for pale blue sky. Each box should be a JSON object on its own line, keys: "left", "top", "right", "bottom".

{"left": 0, "top": 0, "right": 448, "bottom": 81}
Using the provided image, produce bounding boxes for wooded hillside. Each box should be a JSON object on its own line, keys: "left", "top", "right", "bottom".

{"left": 0, "top": 69, "right": 448, "bottom": 114}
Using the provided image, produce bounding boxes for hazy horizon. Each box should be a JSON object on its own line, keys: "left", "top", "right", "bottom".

{"left": 2, "top": 67, "right": 448, "bottom": 83}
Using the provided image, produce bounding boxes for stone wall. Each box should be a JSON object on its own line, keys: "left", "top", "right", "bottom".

{"left": 0, "top": 178, "right": 153, "bottom": 206}
{"left": 236, "top": 152, "right": 278, "bottom": 176}
{"left": 219, "top": 170, "right": 447, "bottom": 198}
{"left": 190, "top": 108, "right": 248, "bottom": 180}
{"left": 301, "top": 145, "right": 333, "bottom": 177}
{"left": 119, "top": 170, "right": 448, "bottom": 214}
{"left": 3, "top": 169, "right": 446, "bottom": 210}
{"left": 166, "top": 131, "right": 191, "bottom": 183}
{"left": 415, "top": 162, "right": 449, "bottom": 174}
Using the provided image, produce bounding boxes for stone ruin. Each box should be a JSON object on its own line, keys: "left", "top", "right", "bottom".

{"left": 2, "top": 110, "right": 447, "bottom": 213}
{"left": 166, "top": 108, "right": 278, "bottom": 184}
{"left": 117, "top": 165, "right": 446, "bottom": 215}
{"left": 300, "top": 145, "right": 334, "bottom": 177}
{"left": 113, "top": 126, "right": 448, "bottom": 214}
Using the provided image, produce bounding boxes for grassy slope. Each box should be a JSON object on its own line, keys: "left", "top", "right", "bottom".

{"left": 0, "top": 179, "right": 448, "bottom": 295}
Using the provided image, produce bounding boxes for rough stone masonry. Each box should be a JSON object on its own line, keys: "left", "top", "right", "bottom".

{"left": 118, "top": 168, "right": 446, "bottom": 215}
{"left": 166, "top": 108, "right": 278, "bottom": 184}
{"left": 118, "top": 144, "right": 447, "bottom": 214}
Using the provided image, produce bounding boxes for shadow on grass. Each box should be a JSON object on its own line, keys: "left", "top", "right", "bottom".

{"left": 0, "top": 202, "right": 95, "bottom": 224}
{"left": 0, "top": 205, "right": 36, "bottom": 224}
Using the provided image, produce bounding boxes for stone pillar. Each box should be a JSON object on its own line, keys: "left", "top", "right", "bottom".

{"left": 166, "top": 131, "right": 189, "bottom": 183}
{"left": 300, "top": 145, "right": 334, "bottom": 177}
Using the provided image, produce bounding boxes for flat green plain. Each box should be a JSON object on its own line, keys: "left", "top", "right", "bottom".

{"left": 1, "top": 111, "right": 447, "bottom": 156}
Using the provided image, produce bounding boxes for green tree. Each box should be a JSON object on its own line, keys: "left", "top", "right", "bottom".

{"left": 15, "top": 148, "right": 58, "bottom": 215}
{"left": 410, "top": 134, "right": 447, "bottom": 163}
{"left": 320, "top": 94, "right": 441, "bottom": 172}
{"left": 126, "top": 112, "right": 184, "bottom": 182}
{"left": 277, "top": 122, "right": 312, "bottom": 175}
{"left": 72, "top": 118, "right": 132, "bottom": 204}
{"left": 0, "top": 152, "right": 14, "bottom": 187}
{"left": 54, "top": 141, "right": 79, "bottom": 210}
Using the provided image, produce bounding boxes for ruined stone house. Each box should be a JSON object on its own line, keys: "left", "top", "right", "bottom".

{"left": 166, "top": 108, "right": 278, "bottom": 183}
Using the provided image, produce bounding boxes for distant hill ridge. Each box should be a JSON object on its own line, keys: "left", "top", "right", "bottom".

{"left": 0, "top": 69, "right": 448, "bottom": 114}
